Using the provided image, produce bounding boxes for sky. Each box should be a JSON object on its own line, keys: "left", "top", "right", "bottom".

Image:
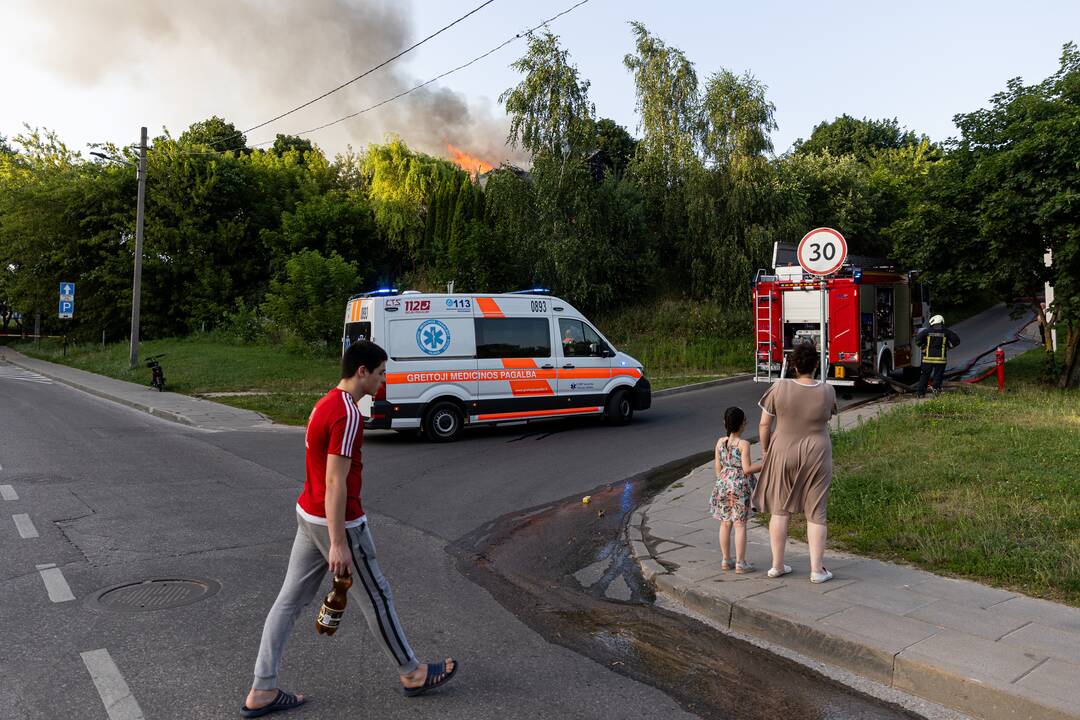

{"left": 3, "top": 0, "right": 1077, "bottom": 165}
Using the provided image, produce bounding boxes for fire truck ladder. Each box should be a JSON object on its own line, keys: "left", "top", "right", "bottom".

{"left": 755, "top": 283, "right": 776, "bottom": 383}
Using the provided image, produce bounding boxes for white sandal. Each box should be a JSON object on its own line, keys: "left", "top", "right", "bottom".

{"left": 810, "top": 568, "right": 833, "bottom": 584}
{"left": 767, "top": 564, "right": 792, "bottom": 578}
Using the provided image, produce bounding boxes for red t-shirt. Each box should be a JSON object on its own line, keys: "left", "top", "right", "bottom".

{"left": 296, "top": 388, "right": 365, "bottom": 525}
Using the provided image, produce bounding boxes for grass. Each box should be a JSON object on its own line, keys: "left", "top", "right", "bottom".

{"left": 785, "top": 347, "right": 1080, "bottom": 605}
{"left": 16, "top": 335, "right": 338, "bottom": 425}
{"left": 596, "top": 299, "right": 753, "bottom": 386}
{"left": 13, "top": 298, "right": 755, "bottom": 423}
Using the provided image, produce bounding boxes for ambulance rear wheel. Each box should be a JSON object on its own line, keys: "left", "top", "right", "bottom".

{"left": 604, "top": 388, "right": 634, "bottom": 426}
{"left": 423, "top": 401, "right": 463, "bottom": 442}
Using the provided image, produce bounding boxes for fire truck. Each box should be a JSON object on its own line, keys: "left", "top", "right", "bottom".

{"left": 753, "top": 243, "right": 932, "bottom": 385}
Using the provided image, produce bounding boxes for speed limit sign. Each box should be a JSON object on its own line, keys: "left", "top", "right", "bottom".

{"left": 797, "top": 227, "right": 847, "bottom": 276}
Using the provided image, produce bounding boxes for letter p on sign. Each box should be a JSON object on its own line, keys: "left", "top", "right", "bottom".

{"left": 797, "top": 228, "right": 847, "bottom": 276}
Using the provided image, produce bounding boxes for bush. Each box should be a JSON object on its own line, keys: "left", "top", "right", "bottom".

{"left": 261, "top": 250, "right": 360, "bottom": 348}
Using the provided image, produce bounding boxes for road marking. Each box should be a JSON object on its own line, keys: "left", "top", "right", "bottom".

{"left": 36, "top": 563, "right": 75, "bottom": 602}
{"left": 0, "top": 485, "right": 17, "bottom": 501}
{"left": 13, "top": 513, "right": 38, "bottom": 538}
{"left": 0, "top": 367, "right": 51, "bottom": 384}
{"left": 80, "top": 649, "right": 145, "bottom": 720}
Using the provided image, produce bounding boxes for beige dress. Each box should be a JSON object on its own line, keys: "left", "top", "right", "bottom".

{"left": 752, "top": 380, "right": 836, "bottom": 524}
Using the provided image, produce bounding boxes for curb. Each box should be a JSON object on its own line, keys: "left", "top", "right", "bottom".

{"left": 3, "top": 353, "right": 199, "bottom": 426}
{"left": 653, "top": 373, "right": 752, "bottom": 398}
{"left": 626, "top": 478, "right": 1077, "bottom": 720}
{"left": 1, "top": 350, "right": 272, "bottom": 429}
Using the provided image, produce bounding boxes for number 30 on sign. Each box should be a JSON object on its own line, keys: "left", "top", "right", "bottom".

{"left": 797, "top": 227, "right": 847, "bottom": 276}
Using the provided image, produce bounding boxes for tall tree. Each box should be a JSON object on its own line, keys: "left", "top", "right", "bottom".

{"left": 499, "top": 30, "right": 596, "bottom": 160}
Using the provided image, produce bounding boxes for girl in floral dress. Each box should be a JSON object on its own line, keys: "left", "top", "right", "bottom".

{"left": 710, "top": 407, "right": 761, "bottom": 573}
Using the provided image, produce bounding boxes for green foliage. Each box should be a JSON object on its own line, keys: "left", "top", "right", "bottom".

{"left": 500, "top": 30, "right": 596, "bottom": 159}
{"left": 178, "top": 116, "right": 248, "bottom": 154}
{"left": 592, "top": 118, "right": 637, "bottom": 177}
{"left": 891, "top": 43, "right": 1080, "bottom": 386}
{"left": 1, "top": 27, "right": 1077, "bottom": 391}
{"left": 261, "top": 250, "right": 361, "bottom": 348}
{"left": 362, "top": 137, "right": 465, "bottom": 258}
{"left": 794, "top": 114, "right": 924, "bottom": 159}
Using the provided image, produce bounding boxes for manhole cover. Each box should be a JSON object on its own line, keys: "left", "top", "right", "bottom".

{"left": 90, "top": 578, "right": 220, "bottom": 611}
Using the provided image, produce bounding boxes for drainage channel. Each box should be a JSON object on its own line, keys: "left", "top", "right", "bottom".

{"left": 451, "top": 453, "right": 928, "bottom": 720}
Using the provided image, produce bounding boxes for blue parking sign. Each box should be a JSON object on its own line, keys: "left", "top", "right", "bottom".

{"left": 59, "top": 281, "right": 75, "bottom": 318}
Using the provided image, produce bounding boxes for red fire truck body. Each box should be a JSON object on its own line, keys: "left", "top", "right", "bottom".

{"left": 753, "top": 247, "right": 931, "bottom": 385}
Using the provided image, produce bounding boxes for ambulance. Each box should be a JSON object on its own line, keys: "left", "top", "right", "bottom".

{"left": 341, "top": 290, "right": 651, "bottom": 441}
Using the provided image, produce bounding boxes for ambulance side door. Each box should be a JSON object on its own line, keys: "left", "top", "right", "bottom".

{"left": 556, "top": 317, "right": 613, "bottom": 408}
{"left": 474, "top": 297, "right": 557, "bottom": 418}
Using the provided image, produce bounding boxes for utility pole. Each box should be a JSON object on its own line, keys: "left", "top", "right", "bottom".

{"left": 129, "top": 126, "right": 147, "bottom": 369}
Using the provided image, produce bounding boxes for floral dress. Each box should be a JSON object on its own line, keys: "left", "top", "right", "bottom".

{"left": 710, "top": 440, "right": 755, "bottom": 523}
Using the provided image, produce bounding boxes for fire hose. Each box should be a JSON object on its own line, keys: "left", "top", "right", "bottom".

{"left": 870, "top": 317, "right": 1037, "bottom": 393}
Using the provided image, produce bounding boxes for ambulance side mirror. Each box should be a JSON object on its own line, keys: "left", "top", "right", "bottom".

{"left": 600, "top": 347, "right": 615, "bottom": 358}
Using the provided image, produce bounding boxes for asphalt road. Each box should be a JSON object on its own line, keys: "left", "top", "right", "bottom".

{"left": 3, "top": 302, "right": 1021, "bottom": 719}
{"left": 0, "top": 367, "right": 801, "bottom": 720}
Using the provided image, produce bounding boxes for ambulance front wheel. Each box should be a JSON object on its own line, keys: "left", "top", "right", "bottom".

{"left": 423, "top": 401, "right": 464, "bottom": 442}
{"left": 604, "top": 388, "right": 634, "bottom": 426}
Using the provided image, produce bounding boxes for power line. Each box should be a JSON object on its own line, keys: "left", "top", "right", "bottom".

{"left": 204, "top": 0, "right": 498, "bottom": 149}
{"left": 252, "top": 0, "right": 592, "bottom": 147}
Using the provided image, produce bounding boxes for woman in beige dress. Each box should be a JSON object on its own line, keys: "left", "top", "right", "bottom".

{"left": 752, "top": 343, "right": 837, "bottom": 583}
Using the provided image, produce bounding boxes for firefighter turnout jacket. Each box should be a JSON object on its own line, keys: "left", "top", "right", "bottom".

{"left": 915, "top": 324, "right": 961, "bottom": 365}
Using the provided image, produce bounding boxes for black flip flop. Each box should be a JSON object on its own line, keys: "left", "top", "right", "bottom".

{"left": 402, "top": 659, "right": 459, "bottom": 697}
{"left": 240, "top": 689, "right": 306, "bottom": 718}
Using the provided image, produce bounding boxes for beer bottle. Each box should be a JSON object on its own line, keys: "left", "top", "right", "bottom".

{"left": 315, "top": 574, "right": 352, "bottom": 636}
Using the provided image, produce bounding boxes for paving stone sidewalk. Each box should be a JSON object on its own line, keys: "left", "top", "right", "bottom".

{"left": 628, "top": 398, "right": 1079, "bottom": 720}
{"left": 1, "top": 348, "right": 274, "bottom": 431}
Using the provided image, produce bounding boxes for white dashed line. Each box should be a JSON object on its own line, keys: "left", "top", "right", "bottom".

{"left": 0, "top": 485, "right": 16, "bottom": 501}
{"left": 13, "top": 513, "right": 38, "bottom": 538}
{"left": 80, "top": 649, "right": 146, "bottom": 720}
{"left": 36, "top": 563, "right": 75, "bottom": 602}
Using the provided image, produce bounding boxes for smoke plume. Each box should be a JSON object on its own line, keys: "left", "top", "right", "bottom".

{"left": 17, "top": 0, "right": 526, "bottom": 166}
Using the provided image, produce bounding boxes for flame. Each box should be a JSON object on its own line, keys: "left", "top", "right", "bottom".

{"left": 447, "top": 144, "right": 494, "bottom": 176}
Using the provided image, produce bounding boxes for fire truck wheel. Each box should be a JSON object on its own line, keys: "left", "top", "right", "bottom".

{"left": 604, "top": 388, "right": 634, "bottom": 426}
{"left": 423, "top": 400, "right": 464, "bottom": 442}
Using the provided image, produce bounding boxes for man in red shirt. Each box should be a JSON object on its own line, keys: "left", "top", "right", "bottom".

{"left": 242, "top": 341, "right": 458, "bottom": 717}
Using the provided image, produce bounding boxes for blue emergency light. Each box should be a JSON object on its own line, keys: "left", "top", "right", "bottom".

{"left": 509, "top": 288, "right": 551, "bottom": 295}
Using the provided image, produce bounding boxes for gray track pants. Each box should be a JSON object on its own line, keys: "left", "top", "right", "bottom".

{"left": 252, "top": 514, "right": 419, "bottom": 690}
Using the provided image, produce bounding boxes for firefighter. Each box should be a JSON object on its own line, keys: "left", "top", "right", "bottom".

{"left": 915, "top": 314, "right": 960, "bottom": 397}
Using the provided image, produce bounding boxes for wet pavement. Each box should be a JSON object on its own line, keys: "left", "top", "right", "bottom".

{"left": 452, "top": 454, "right": 926, "bottom": 720}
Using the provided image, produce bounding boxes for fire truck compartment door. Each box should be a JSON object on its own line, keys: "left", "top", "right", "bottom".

{"left": 828, "top": 288, "right": 859, "bottom": 362}
{"left": 783, "top": 290, "right": 823, "bottom": 323}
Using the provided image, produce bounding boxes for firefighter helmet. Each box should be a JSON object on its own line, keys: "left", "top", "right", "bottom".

{"left": 929, "top": 314, "right": 944, "bottom": 326}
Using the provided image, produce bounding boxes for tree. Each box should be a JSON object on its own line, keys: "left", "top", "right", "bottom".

{"left": 592, "top": 118, "right": 637, "bottom": 177}
{"left": 362, "top": 138, "right": 465, "bottom": 264}
{"left": 261, "top": 250, "right": 361, "bottom": 347}
{"left": 271, "top": 134, "right": 315, "bottom": 158}
{"left": 623, "top": 21, "right": 701, "bottom": 181}
{"left": 700, "top": 70, "right": 776, "bottom": 164}
{"left": 500, "top": 30, "right": 595, "bottom": 160}
{"left": 178, "top": 116, "right": 248, "bottom": 154}
{"left": 892, "top": 43, "right": 1080, "bottom": 386}
{"left": 794, "top": 115, "right": 923, "bottom": 160}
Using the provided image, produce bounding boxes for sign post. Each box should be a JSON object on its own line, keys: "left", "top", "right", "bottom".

{"left": 59, "top": 282, "right": 75, "bottom": 320}
{"left": 796, "top": 228, "right": 847, "bottom": 381}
